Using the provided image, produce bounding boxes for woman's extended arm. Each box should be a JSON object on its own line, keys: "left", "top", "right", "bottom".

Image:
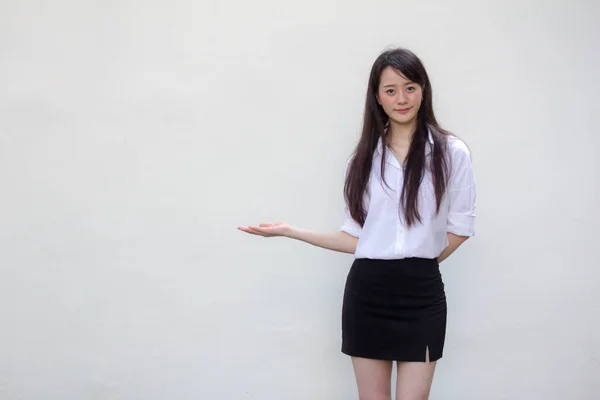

{"left": 237, "top": 223, "right": 357, "bottom": 254}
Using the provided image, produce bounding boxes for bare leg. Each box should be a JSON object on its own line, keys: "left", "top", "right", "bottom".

{"left": 351, "top": 357, "right": 393, "bottom": 400}
{"left": 395, "top": 347, "right": 437, "bottom": 400}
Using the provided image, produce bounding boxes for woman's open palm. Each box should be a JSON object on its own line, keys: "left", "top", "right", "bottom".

{"left": 237, "top": 222, "right": 291, "bottom": 237}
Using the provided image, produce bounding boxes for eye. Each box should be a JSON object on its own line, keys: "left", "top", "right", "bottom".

{"left": 386, "top": 89, "right": 396, "bottom": 95}
{"left": 407, "top": 86, "right": 416, "bottom": 92}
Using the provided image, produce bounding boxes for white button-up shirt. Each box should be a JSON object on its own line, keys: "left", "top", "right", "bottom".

{"left": 341, "top": 134, "right": 476, "bottom": 260}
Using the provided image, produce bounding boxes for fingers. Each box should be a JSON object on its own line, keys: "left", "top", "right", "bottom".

{"left": 250, "top": 226, "right": 273, "bottom": 235}
{"left": 240, "top": 230, "right": 265, "bottom": 237}
{"left": 237, "top": 226, "right": 270, "bottom": 237}
{"left": 238, "top": 223, "right": 284, "bottom": 237}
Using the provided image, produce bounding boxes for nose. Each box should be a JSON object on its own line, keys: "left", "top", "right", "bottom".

{"left": 396, "top": 91, "right": 408, "bottom": 104}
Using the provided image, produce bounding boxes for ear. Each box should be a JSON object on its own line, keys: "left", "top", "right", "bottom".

{"left": 376, "top": 94, "right": 381, "bottom": 105}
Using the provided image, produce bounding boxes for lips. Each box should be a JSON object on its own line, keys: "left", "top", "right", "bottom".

{"left": 394, "top": 107, "right": 412, "bottom": 113}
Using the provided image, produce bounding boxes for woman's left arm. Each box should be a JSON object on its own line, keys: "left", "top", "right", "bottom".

{"left": 439, "top": 139, "right": 476, "bottom": 263}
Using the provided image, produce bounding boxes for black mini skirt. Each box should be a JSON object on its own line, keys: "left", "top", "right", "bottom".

{"left": 341, "top": 257, "right": 447, "bottom": 362}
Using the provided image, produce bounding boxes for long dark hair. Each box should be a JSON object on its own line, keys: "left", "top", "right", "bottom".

{"left": 344, "top": 48, "right": 451, "bottom": 228}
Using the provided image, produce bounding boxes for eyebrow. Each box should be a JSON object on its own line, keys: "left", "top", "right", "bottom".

{"left": 382, "top": 82, "right": 416, "bottom": 88}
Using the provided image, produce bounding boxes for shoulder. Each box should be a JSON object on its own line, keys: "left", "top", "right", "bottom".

{"left": 444, "top": 134, "right": 472, "bottom": 162}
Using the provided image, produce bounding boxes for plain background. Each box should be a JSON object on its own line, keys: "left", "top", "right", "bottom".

{"left": 1, "top": 0, "right": 599, "bottom": 399}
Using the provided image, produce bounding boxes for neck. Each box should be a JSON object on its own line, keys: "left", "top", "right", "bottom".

{"left": 387, "top": 119, "right": 417, "bottom": 146}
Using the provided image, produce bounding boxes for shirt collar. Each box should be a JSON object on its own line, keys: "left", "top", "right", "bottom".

{"left": 376, "top": 130, "right": 434, "bottom": 162}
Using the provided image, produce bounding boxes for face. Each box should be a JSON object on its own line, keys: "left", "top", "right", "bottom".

{"left": 376, "top": 66, "right": 423, "bottom": 126}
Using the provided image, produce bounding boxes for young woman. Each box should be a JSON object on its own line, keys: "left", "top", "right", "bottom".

{"left": 238, "top": 48, "right": 476, "bottom": 400}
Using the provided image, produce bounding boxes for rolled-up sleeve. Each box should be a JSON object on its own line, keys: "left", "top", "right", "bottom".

{"left": 341, "top": 203, "right": 363, "bottom": 237}
{"left": 447, "top": 140, "right": 476, "bottom": 237}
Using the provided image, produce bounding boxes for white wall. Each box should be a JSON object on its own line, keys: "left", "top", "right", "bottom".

{"left": 0, "top": 0, "right": 598, "bottom": 399}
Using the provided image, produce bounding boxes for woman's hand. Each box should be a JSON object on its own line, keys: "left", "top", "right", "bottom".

{"left": 237, "top": 222, "right": 292, "bottom": 238}
{"left": 437, "top": 233, "right": 469, "bottom": 263}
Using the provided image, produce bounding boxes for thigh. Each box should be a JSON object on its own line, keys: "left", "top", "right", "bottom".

{"left": 395, "top": 348, "right": 437, "bottom": 400}
{"left": 351, "top": 357, "right": 393, "bottom": 400}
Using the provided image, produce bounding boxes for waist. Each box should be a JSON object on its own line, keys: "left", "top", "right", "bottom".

{"left": 354, "top": 234, "right": 448, "bottom": 260}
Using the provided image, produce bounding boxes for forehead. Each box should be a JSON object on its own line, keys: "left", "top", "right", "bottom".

{"left": 379, "top": 67, "right": 412, "bottom": 86}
